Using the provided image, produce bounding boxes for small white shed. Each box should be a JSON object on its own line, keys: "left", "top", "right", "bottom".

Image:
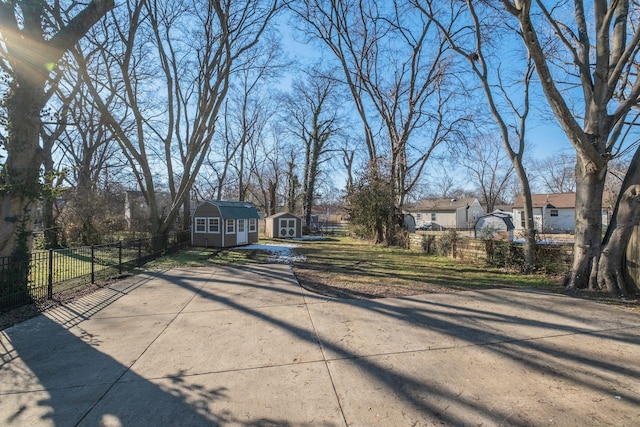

{"left": 475, "top": 212, "right": 515, "bottom": 241}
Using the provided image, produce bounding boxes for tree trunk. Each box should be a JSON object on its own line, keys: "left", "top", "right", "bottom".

{"left": 0, "top": 83, "right": 46, "bottom": 258}
{"left": 566, "top": 155, "right": 607, "bottom": 290}
{"left": 268, "top": 180, "right": 277, "bottom": 216}
{"left": 0, "top": 0, "right": 114, "bottom": 258}
{"left": 597, "top": 185, "right": 640, "bottom": 296}
{"left": 598, "top": 145, "right": 640, "bottom": 296}
{"left": 182, "top": 192, "right": 191, "bottom": 232}
{"left": 514, "top": 162, "right": 536, "bottom": 271}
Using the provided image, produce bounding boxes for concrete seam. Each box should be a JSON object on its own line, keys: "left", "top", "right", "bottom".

{"left": 301, "top": 292, "right": 349, "bottom": 426}
{"left": 73, "top": 267, "right": 219, "bottom": 427}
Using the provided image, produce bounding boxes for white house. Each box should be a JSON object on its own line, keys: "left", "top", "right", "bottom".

{"left": 512, "top": 193, "right": 578, "bottom": 233}
{"left": 407, "top": 198, "right": 484, "bottom": 230}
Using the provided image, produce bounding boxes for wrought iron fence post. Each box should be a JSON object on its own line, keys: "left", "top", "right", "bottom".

{"left": 91, "top": 245, "right": 95, "bottom": 284}
{"left": 118, "top": 241, "right": 123, "bottom": 275}
{"left": 48, "top": 249, "right": 53, "bottom": 299}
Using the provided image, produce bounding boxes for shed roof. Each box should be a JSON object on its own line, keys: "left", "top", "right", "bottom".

{"left": 512, "top": 193, "right": 575, "bottom": 209}
{"left": 199, "top": 201, "right": 260, "bottom": 220}
{"left": 477, "top": 213, "right": 515, "bottom": 230}
{"left": 266, "top": 211, "right": 301, "bottom": 219}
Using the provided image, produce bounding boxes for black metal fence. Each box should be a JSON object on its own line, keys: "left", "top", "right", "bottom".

{"left": 0, "top": 230, "right": 190, "bottom": 312}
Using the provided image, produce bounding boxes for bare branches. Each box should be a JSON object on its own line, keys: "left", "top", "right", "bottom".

{"left": 291, "top": 0, "right": 466, "bottom": 209}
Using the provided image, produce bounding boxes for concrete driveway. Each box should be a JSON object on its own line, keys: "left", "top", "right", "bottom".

{"left": 1, "top": 264, "right": 639, "bottom": 426}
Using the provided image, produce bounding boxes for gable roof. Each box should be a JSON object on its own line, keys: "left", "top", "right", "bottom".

{"left": 477, "top": 212, "right": 515, "bottom": 230}
{"left": 266, "top": 211, "right": 301, "bottom": 219}
{"left": 407, "top": 197, "right": 479, "bottom": 212}
{"left": 201, "top": 201, "right": 260, "bottom": 220}
{"left": 512, "top": 193, "right": 576, "bottom": 209}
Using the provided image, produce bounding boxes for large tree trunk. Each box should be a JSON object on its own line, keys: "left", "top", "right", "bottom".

{"left": 566, "top": 155, "right": 607, "bottom": 290}
{"left": 0, "top": 0, "right": 114, "bottom": 258}
{"left": 0, "top": 84, "right": 45, "bottom": 258}
{"left": 597, "top": 145, "right": 640, "bottom": 296}
{"left": 598, "top": 185, "right": 640, "bottom": 296}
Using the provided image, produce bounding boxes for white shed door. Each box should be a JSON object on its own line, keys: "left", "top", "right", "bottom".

{"left": 278, "top": 218, "right": 296, "bottom": 238}
{"left": 237, "top": 219, "right": 248, "bottom": 244}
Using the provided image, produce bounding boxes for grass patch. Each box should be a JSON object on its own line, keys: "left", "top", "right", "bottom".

{"left": 292, "top": 237, "right": 564, "bottom": 298}
{"left": 144, "top": 247, "right": 270, "bottom": 269}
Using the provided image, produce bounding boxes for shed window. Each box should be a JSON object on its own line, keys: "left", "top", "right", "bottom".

{"left": 549, "top": 209, "right": 558, "bottom": 217}
{"left": 226, "top": 219, "right": 235, "bottom": 234}
{"left": 195, "top": 218, "right": 206, "bottom": 233}
{"left": 249, "top": 218, "right": 257, "bottom": 232}
{"left": 208, "top": 217, "right": 220, "bottom": 233}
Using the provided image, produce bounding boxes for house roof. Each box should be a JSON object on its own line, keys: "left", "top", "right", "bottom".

{"left": 512, "top": 193, "right": 576, "bottom": 209}
{"left": 407, "top": 197, "right": 479, "bottom": 212}
{"left": 201, "top": 201, "right": 260, "bottom": 220}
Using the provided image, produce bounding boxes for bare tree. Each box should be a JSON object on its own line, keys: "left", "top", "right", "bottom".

{"left": 462, "top": 135, "right": 515, "bottom": 213}
{"left": 82, "top": 0, "right": 281, "bottom": 241}
{"left": 283, "top": 73, "right": 341, "bottom": 227}
{"left": 423, "top": 0, "right": 538, "bottom": 269}
{"left": 499, "top": 1, "right": 640, "bottom": 291}
{"left": 0, "top": 0, "right": 114, "bottom": 258}
{"left": 290, "top": 0, "right": 469, "bottom": 243}
{"left": 530, "top": 153, "right": 576, "bottom": 194}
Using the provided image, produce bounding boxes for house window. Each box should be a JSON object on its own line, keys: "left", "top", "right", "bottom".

{"left": 520, "top": 211, "right": 525, "bottom": 228}
{"left": 416, "top": 213, "right": 422, "bottom": 220}
{"left": 549, "top": 209, "right": 558, "bottom": 217}
{"left": 431, "top": 212, "right": 436, "bottom": 221}
{"left": 195, "top": 218, "right": 206, "bottom": 233}
{"left": 249, "top": 218, "right": 257, "bottom": 232}
{"left": 208, "top": 217, "right": 220, "bottom": 233}
{"left": 226, "top": 219, "right": 235, "bottom": 234}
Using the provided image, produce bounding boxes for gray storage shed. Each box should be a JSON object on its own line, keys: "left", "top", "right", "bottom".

{"left": 265, "top": 212, "right": 302, "bottom": 239}
{"left": 474, "top": 212, "right": 515, "bottom": 241}
{"left": 191, "top": 201, "right": 260, "bottom": 248}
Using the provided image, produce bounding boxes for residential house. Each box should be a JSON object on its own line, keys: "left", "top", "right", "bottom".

{"left": 124, "top": 190, "right": 173, "bottom": 230}
{"left": 407, "top": 198, "right": 484, "bottom": 230}
{"left": 512, "top": 193, "right": 576, "bottom": 233}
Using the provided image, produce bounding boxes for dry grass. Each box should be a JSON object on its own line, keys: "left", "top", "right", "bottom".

{"left": 292, "top": 237, "right": 564, "bottom": 299}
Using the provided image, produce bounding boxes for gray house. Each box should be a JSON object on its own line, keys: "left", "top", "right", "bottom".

{"left": 407, "top": 198, "right": 484, "bottom": 230}
{"left": 191, "top": 201, "right": 260, "bottom": 248}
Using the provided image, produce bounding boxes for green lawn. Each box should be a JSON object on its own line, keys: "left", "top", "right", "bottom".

{"left": 291, "top": 237, "right": 563, "bottom": 297}
{"left": 145, "top": 237, "right": 564, "bottom": 297}
{"left": 144, "top": 246, "right": 271, "bottom": 269}
{"left": 55, "top": 236, "right": 637, "bottom": 311}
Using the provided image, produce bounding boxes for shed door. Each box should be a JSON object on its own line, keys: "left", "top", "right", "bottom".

{"left": 278, "top": 218, "right": 296, "bottom": 238}
{"left": 237, "top": 219, "right": 248, "bottom": 244}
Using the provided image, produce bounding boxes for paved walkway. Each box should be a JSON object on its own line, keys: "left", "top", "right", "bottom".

{"left": 1, "top": 264, "right": 639, "bottom": 426}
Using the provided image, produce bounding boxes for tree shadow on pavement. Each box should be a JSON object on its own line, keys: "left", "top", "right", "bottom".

{"left": 0, "top": 270, "right": 338, "bottom": 426}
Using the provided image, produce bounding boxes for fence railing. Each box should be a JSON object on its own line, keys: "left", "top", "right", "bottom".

{"left": 0, "top": 230, "right": 190, "bottom": 312}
